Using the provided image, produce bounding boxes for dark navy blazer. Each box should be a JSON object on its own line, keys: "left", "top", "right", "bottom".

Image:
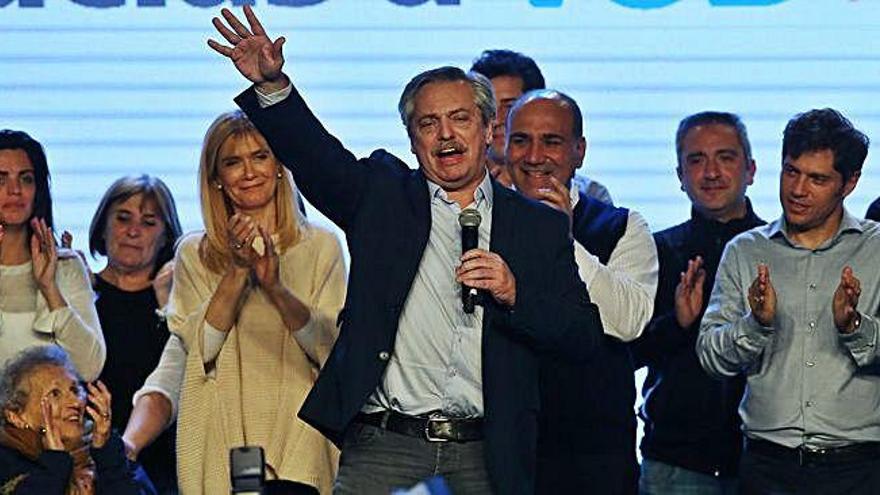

{"left": 236, "top": 86, "right": 603, "bottom": 494}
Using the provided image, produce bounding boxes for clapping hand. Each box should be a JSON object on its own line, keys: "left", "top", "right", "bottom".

{"left": 30, "top": 218, "right": 61, "bottom": 299}
{"left": 833, "top": 266, "right": 862, "bottom": 334}
{"left": 85, "top": 381, "right": 112, "bottom": 449}
{"left": 253, "top": 226, "right": 280, "bottom": 293}
{"left": 674, "top": 256, "right": 706, "bottom": 328}
{"left": 748, "top": 263, "right": 776, "bottom": 327}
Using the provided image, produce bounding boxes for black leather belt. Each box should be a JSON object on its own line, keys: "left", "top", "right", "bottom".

{"left": 746, "top": 437, "right": 880, "bottom": 466}
{"left": 355, "top": 411, "right": 484, "bottom": 443}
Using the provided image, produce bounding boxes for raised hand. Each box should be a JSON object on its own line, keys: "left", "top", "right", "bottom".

{"left": 748, "top": 263, "right": 776, "bottom": 327}
{"left": 153, "top": 260, "right": 174, "bottom": 308}
{"left": 533, "top": 175, "right": 573, "bottom": 226}
{"left": 40, "top": 396, "right": 65, "bottom": 451}
{"left": 674, "top": 256, "right": 706, "bottom": 328}
{"left": 208, "top": 5, "right": 288, "bottom": 91}
{"left": 833, "top": 266, "right": 862, "bottom": 333}
{"left": 253, "top": 226, "right": 280, "bottom": 292}
{"left": 456, "top": 249, "right": 517, "bottom": 307}
{"left": 85, "top": 381, "right": 112, "bottom": 449}
{"left": 30, "top": 218, "right": 61, "bottom": 298}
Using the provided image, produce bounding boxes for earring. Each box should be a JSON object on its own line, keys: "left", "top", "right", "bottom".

{"left": 216, "top": 183, "right": 223, "bottom": 190}
{"left": 277, "top": 171, "right": 283, "bottom": 179}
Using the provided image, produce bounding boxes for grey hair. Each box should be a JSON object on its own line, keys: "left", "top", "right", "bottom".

{"left": 397, "top": 66, "right": 496, "bottom": 133}
{"left": 0, "top": 346, "right": 80, "bottom": 424}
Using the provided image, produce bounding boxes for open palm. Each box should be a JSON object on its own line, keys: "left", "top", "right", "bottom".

{"left": 208, "top": 5, "right": 285, "bottom": 85}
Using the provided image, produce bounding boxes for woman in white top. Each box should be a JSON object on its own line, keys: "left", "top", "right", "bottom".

{"left": 0, "top": 130, "right": 104, "bottom": 381}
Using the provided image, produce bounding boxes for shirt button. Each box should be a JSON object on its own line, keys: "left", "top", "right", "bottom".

{"left": 809, "top": 283, "right": 816, "bottom": 290}
{"left": 378, "top": 351, "right": 390, "bottom": 361}
{"left": 805, "top": 361, "right": 815, "bottom": 367}
{"left": 805, "top": 401, "right": 814, "bottom": 408}
{"left": 809, "top": 321, "right": 816, "bottom": 329}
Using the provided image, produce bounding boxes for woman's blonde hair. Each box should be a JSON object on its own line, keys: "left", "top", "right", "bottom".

{"left": 198, "top": 110, "right": 304, "bottom": 274}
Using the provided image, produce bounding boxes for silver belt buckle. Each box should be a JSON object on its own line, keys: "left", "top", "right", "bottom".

{"left": 425, "top": 417, "right": 450, "bottom": 443}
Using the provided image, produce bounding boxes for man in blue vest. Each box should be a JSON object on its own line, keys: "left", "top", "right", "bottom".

{"left": 506, "top": 89, "right": 658, "bottom": 494}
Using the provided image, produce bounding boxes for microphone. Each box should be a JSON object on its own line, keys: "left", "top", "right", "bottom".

{"left": 459, "top": 208, "right": 482, "bottom": 314}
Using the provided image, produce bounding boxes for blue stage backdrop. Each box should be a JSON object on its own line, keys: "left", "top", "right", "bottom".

{"left": 2, "top": 0, "right": 879, "bottom": 266}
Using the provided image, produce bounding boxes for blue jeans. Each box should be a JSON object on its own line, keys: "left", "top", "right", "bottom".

{"left": 639, "top": 458, "right": 737, "bottom": 495}
{"left": 333, "top": 423, "right": 492, "bottom": 495}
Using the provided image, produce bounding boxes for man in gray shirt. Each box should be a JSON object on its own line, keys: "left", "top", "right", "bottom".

{"left": 697, "top": 108, "right": 880, "bottom": 494}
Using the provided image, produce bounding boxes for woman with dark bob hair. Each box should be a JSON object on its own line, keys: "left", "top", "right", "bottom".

{"left": 0, "top": 129, "right": 104, "bottom": 382}
{"left": 87, "top": 175, "right": 182, "bottom": 494}
{"left": 0, "top": 345, "right": 152, "bottom": 494}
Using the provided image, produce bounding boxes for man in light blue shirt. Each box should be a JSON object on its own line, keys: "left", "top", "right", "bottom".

{"left": 697, "top": 108, "right": 880, "bottom": 494}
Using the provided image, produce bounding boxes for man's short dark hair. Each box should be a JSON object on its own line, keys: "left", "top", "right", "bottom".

{"left": 782, "top": 108, "right": 869, "bottom": 183}
{"left": 675, "top": 112, "right": 752, "bottom": 168}
{"left": 470, "top": 49, "right": 546, "bottom": 92}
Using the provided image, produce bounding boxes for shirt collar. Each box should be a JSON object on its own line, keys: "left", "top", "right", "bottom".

{"left": 427, "top": 171, "right": 494, "bottom": 210}
{"left": 569, "top": 178, "right": 581, "bottom": 209}
{"left": 768, "top": 208, "right": 863, "bottom": 248}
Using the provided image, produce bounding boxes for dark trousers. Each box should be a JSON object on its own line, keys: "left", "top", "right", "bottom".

{"left": 740, "top": 442, "right": 880, "bottom": 495}
{"left": 333, "top": 423, "right": 492, "bottom": 494}
{"left": 536, "top": 451, "right": 638, "bottom": 495}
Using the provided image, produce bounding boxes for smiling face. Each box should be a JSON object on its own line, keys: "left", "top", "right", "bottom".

{"left": 0, "top": 149, "right": 36, "bottom": 227}
{"left": 103, "top": 193, "right": 167, "bottom": 276}
{"left": 677, "top": 123, "right": 756, "bottom": 223}
{"left": 507, "top": 98, "right": 585, "bottom": 199}
{"left": 409, "top": 80, "right": 492, "bottom": 202}
{"left": 215, "top": 132, "right": 281, "bottom": 216}
{"left": 6, "top": 365, "right": 86, "bottom": 443}
{"left": 780, "top": 149, "right": 857, "bottom": 238}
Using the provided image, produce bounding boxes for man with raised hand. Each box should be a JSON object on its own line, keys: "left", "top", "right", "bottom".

{"left": 208, "top": 7, "right": 603, "bottom": 494}
{"left": 630, "top": 112, "right": 764, "bottom": 494}
{"left": 506, "top": 89, "right": 658, "bottom": 494}
{"left": 697, "top": 108, "right": 880, "bottom": 494}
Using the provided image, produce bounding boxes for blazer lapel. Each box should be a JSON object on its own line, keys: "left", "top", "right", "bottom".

{"left": 387, "top": 169, "right": 431, "bottom": 305}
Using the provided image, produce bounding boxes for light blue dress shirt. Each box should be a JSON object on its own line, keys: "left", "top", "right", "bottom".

{"left": 697, "top": 211, "right": 880, "bottom": 448}
{"left": 364, "top": 173, "right": 493, "bottom": 418}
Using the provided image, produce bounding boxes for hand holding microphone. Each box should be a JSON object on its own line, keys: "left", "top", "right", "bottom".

{"left": 456, "top": 209, "right": 517, "bottom": 310}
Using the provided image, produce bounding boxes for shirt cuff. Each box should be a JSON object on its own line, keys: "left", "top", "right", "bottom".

{"left": 736, "top": 311, "right": 775, "bottom": 348}
{"left": 255, "top": 83, "right": 292, "bottom": 108}
{"left": 839, "top": 313, "right": 877, "bottom": 350}
{"left": 32, "top": 306, "right": 72, "bottom": 335}
{"left": 202, "top": 322, "right": 229, "bottom": 363}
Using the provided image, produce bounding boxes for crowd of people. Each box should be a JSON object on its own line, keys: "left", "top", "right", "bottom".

{"left": 1, "top": 5, "right": 879, "bottom": 495}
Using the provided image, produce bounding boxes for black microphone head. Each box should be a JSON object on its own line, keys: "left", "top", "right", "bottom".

{"left": 459, "top": 208, "right": 482, "bottom": 228}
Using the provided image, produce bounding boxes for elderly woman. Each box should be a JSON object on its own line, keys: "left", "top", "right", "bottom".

{"left": 87, "top": 175, "right": 182, "bottom": 494}
{"left": 0, "top": 130, "right": 104, "bottom": 382}
{"left": 142, "top": 111, "right": 345, "bottom": 494}
{"left": 0, "top": 345, "right": 150, "bottom": 494}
